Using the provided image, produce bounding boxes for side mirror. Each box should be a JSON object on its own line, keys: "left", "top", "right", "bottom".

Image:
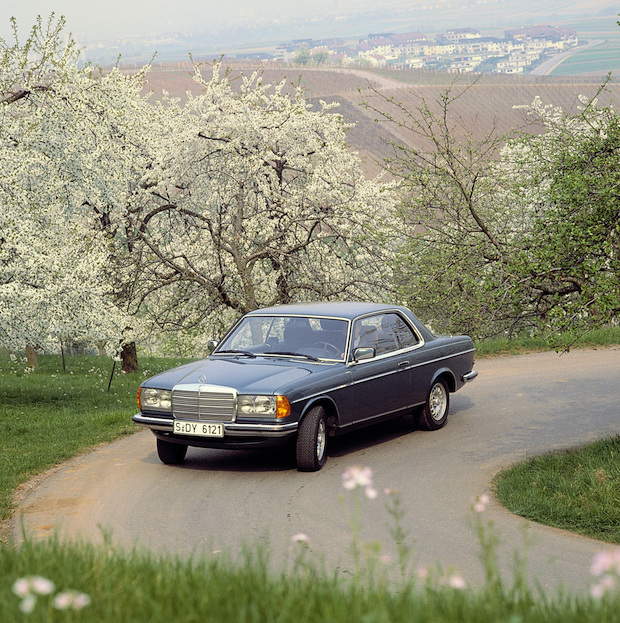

{"left": 207, "top": 339, "right": 219, "bottom": 353}
{"left": 353, "top": 347, "right": 375, "bottom": 362}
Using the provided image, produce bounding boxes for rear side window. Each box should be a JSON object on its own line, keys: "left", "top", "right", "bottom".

{"left": 353, "top": 313, "right": 419, "bottom": 356}
{"left": 389, "top": 314, "right": 419, "bottom": 350}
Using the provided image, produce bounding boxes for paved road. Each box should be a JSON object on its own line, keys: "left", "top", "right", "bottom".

{"left": 13, "top": 347, "right": 620, "bottom": 594}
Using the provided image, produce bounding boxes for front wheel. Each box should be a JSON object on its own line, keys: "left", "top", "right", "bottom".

{"left": 417, "top": 378, "right": 450, "bottom": 431}
{"left": 296, "top": 406, "right": 328, "bottom": 472}
{"left": 157, "top": 437, "right": 188, "bottom": 465}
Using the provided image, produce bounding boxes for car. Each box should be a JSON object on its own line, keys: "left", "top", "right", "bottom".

{"left": 133, "top": 302, "right": 477, "bottom": 471}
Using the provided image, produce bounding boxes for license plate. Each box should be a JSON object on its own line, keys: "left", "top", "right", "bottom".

{"left": 173, "top": 420, "right": 224, "bottom": 438}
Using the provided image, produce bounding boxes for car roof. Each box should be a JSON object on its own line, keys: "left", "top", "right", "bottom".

{"left": 245, "top": 302, "right": 407, "bottom": 321}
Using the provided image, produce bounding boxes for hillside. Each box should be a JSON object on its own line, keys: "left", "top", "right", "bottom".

{"left": 140, "top": 64, "right": 620, "bottom": 174}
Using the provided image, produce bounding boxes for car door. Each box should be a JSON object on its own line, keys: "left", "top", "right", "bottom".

{"left": 344, "top": 313, "right": 414, "bottom": 427}
{"left": 386, "top": 312, "right": 428, "bottom": 406}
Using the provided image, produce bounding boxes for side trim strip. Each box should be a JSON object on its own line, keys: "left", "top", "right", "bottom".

{"left": 292, "top": 348, "right": 475, "bottom": 405}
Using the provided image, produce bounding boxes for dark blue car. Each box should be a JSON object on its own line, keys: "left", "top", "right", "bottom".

{"left": 133, "top": 302, "right": 477, "bottom": 471}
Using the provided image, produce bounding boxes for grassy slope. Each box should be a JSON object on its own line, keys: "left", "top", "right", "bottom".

{"left": 494, "top": 435, "right": 620, "bottom": 544}
{"left": 0, "top": 356, "right": 188, "bottom": 524}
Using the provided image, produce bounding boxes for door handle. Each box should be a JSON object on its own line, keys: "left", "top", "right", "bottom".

{"left": 398, "top": 361, "right": 409, "bottom": 368}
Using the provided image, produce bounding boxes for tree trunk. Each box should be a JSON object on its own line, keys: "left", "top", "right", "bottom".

{"left": 121, "top": 342, "right": 139, "bottom": 373}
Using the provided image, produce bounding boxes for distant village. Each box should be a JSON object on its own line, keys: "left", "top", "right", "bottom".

{"left": 273, "top": 25, "right": 579, "bottom": 74}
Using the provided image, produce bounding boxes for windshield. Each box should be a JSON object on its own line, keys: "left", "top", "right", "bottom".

{"left": 215, "top": 315, "right": 349, "bottom": 361}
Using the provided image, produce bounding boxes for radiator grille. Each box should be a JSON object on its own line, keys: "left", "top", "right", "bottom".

{"left": 172, "top": 386, "right": 235, "bottom": 422}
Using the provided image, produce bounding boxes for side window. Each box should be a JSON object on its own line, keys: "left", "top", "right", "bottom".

{"left": 377, "top": 313, "right": 419, "bottom": 354}
{"left": 352, "top": 313, "right": 420, "bottom": 358}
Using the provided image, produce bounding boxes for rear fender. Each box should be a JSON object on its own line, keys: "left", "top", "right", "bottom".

{"left": 431, "top": 368, "right": 457, "bottom": 393}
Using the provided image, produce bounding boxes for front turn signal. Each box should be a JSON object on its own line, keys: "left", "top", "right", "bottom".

{"left": 276, "top": 396, "right": 291, "bottom": 418}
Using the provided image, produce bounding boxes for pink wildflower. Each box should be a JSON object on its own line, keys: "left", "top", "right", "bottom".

{"left": 342, "top": 465, "right": 378, "bottom": 499}
{"left": 12, "top": 576, "right": 56, "bottom": 614}
{"left": 591, "top": 575, "right": 616, "bottom": 599}
{"left": 30, "top": 576, "right": 55, "bottom": 595}
{"left": 591, "top": 548, "right": 620, "bottom": 577}
{"left": 54, "top": 590, "right": 91, "bottom": 611}
{"left": 342, "top": 465, "right": 373, "bottom": 490}
{"left": 12, "top": 578, "right": 31, "bottom": 599}
{"left": 384, "top": 487, "right": 401, "bottom": 496}
{"left": 473, "top": 494, "right": 490, "bottom": 513}
{"left": 12, "top": 576, "right": 55, "bottom": 597}
{"left": 365, "top": 486, "right": 378, "bottom": 499}
{"left": 19, "top": 595, "right": 36, "bottom": 614}
{"left": 447, "top": 574, "right": 467, "bottom": 590}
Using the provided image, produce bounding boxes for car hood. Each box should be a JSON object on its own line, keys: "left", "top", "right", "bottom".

{"left": 142, "top": 356, "right": 315, "bottom": 395}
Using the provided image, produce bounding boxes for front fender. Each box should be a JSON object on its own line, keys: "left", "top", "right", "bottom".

{"left": 300, "top": 396, "right": 340, "bottom": 433}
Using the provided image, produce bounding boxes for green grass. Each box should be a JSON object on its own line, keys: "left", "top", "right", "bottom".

{"left": 1, "top": 523, "right": 619, "bottom": 622}
{"left": 474, "top": 326, "right": 620, "bottom": 358}
{"left": 552, "top": 14, "right": 620, "bottom": 78}
{"left": 494, "top": 436, "right": 620, "bottom": 544}
{"left": 551, "top": 40, "right": 620, "bottom": 78}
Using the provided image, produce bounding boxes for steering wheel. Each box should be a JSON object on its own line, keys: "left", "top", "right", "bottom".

{"left": 311, "top": 342, "right": 341, "bottom": 357}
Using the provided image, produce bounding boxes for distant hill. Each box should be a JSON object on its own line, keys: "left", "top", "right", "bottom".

{"left": 140, "top": 64, "right": 620, "bottom": 175}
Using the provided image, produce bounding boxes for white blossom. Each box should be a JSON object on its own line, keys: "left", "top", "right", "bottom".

{"left": 1, "top": 18, "right": 397, "bottom": 355}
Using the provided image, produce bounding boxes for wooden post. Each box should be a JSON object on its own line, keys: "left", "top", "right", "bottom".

{"left": 25, "top": 344, "right": 38, "bottom": 368}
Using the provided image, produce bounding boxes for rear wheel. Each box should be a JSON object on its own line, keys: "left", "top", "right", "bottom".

{"left": 296, "top": 406, "right": 328, "bottom": 472}
{"left": 417, "top": 378, "right": 450, "bottom": 431}
{"left": 156, "top": 438, "right": 188, "bottom": 465}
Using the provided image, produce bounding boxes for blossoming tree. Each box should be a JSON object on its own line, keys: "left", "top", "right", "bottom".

{"left": 0, "top": 16, "right": 191, "bottom": 362}
{"left": 363, "top": 77, "right": 619, "bottom": 340}
{"left": 1, "top": 16, "right": 396, "bottom": 358}
{"left": 500, "top": 92, "right": 620, "bottom": 339}
{"left": 0, "top": 16, "right": 146, "bottom": 359}
{"left": 122, "top": 63, "right": 396, "bottom": 339}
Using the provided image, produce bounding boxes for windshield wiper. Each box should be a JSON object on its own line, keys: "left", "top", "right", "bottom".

{"left": 269, "top": 351, "right": 320, "bottom": 362}
{"left": 215, "top": 349, "right": 256, "bottom": 358}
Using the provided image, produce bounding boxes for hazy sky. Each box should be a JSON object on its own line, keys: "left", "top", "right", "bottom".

{"left": 3, "top": 1, "right": 617, "bottom": 45}
{"left": 3, "top": 0, "right": 415, "bottom": 41}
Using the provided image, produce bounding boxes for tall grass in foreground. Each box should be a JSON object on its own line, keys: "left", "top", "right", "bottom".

{"left": 2, "top": 487, "right": 620, "bottom": 622}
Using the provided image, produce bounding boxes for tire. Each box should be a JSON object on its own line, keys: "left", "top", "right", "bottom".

{"left": 157, "top": 437, "right": 188, "bottom": 465}
{"left": 296, "top": 406, "right": 328, "bottom": 472}
{"left": 417, "top": 378, "right": 450, "bottom": 431}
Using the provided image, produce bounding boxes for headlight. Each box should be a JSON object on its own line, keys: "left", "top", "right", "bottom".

{"left": 237, "top": 395, "right": 290, "bottom": 418}
{"left": 139, "top": 387, "right": 172, "bottom": 411}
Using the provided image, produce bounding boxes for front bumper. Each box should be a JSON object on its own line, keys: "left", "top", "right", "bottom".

{"left": 132, "top": 413, "right": 298, "bottom": 439}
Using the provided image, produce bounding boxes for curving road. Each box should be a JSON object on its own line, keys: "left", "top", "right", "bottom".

{"left": 531, "top": 40, "right": 605, "bottom": 76}
{"left": 13, "top": 347, "right": 620, "bottom": 593}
